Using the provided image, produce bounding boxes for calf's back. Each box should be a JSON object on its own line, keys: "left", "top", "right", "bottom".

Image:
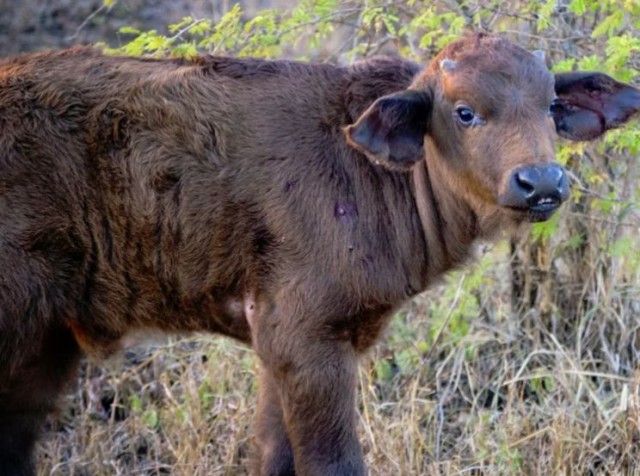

{"left": 0, "top": 48, "right": 425, "bottom": 360}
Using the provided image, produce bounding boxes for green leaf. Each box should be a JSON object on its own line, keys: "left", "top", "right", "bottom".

{"left": 118, "top": 26, "right": 141, "bottom": 35}
{"left": 396, "top": 348, "right": 418, "bottom": 374}
{"left": 592, "top": 10, "right": 624, "bottom": 38}
{"left": 552, "top": 58, "right": 576, "bottom": 73}
{"left": 577, "top": 54, "right": 602, "bottom": 71}
{"left": 374, "top": 359, "right": 394, "bottom": 382}
{"left": 143, "top": 408, "right": 159, "bottom": 429}
{"left": 129, "top": 394, "right": 143, "bottom": 413}
{"left": 531, "top": 211, "right": 561, "bottom": 242}
{"left": 568, "top": 0, "right": 588, "bottom": 15}
{"left": 171, "top": 43, "right": 198, "bottom": 59}
{"left": 168, "top": 16, "right": 195, "bottom": 34}
{"left": 536, "top": 0, "right": 557, "bottom": 32}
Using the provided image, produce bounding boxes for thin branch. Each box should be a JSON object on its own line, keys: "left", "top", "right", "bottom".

{"left": 68, "top": 2, "right": 113, "bottom": 41}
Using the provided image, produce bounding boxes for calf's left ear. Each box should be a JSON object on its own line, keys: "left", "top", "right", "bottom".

{"left": 552, "top": 71, "right": 640, "bottom": 141}
{"left": 345, "top": 90, "right": 431, "bottom": 171}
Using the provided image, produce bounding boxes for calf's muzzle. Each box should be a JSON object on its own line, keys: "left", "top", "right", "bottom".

{"left": 499, "top": 163, "right": 569, "bottom": 222}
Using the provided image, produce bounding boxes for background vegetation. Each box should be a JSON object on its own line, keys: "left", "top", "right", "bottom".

{"left": 9, "top": 0, "right": 639, "bottom": 474}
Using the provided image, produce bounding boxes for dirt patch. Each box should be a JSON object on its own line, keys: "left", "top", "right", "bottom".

{"left": 0, "top": 0, "right": 213, "bottom": 55}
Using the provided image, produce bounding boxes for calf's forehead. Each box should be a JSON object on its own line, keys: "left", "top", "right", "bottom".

{"left": 428, "top": 36, "right": 556, "bottom": 113}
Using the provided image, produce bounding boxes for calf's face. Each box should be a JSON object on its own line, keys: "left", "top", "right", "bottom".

{"left": 345, "top": 35, "right": 640, "bottom": 228}
{"left": 426, "top": 42, "right": 568, "bottom": 224}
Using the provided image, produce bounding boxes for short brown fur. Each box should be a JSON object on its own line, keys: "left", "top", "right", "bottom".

{"left": 1, "top": 34, "right": 638, "bottom": 475}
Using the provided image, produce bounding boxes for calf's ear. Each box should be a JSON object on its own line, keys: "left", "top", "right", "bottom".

{"left": 552, "top": 71, "right": 640, "bottom": 141}
{"left": 345, "top": 90, "right": 431, "bottom": 171}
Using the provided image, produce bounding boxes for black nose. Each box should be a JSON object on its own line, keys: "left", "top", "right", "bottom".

{"left": 500, "top": 163, "right": 569, "bottom": 216}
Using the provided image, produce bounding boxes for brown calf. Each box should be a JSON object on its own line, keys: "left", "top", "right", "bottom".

{"left": 0, "top": 33, "right": 638, "bottom": 475}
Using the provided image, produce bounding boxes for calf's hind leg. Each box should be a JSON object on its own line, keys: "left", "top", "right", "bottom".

{"left": 0, "top": 325, "right": 81, "bottom": 476}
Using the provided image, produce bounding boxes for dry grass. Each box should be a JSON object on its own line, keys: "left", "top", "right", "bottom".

{"left": 36, "top": 235, "right": 640, "bottom": 475}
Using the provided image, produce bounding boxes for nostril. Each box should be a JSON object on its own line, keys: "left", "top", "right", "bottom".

{"left": 514, "top": 172, "right": 536, "bottom": 197}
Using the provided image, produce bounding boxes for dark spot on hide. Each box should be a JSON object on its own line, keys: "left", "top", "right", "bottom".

{"left": 151, "top": 171, "right": 180, "bottom": 193}
{"left": 284, "top": 180, "right": 298, "bottom": 193}
{"left": 334, "top": 201, "right": 358, "bottom": 223}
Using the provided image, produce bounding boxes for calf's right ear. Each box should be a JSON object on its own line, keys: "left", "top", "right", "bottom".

{"left": 552, "top": 71, "right": 640, "bottom": 141}
{"left": 345, "top": 90, "right": 431, "bottom": 171}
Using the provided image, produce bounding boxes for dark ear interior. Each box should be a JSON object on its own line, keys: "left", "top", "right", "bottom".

{"left": 552, "top": 71, "right": 640, "bottom": 141}
{"left": 345, "top": 90, "right": 431, "bottom": 171}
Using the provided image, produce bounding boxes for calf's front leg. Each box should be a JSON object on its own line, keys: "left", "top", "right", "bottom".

{"left": 253, "top": 367, "right": 295, "bottom": 476}
{"left": 252, "top": 310, "right": 365, "bottom": 476}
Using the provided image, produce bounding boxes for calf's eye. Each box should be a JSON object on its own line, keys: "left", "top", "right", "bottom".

{"left": 455, "top": 106, "right": 476, "bottom": 127}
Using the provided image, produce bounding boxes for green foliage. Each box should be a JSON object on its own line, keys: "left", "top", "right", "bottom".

{"left": 130, "top": 393, "right": 160, "bottom": 428}
{"left": 142, "top": 407, "right": 159, "bottom": 429}
{"left": 531, "top": 210, "right": 561, "bottom": 242}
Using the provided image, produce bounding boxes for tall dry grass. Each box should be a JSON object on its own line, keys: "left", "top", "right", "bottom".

{"left": 38, "top": 246, "right": 640, "bottom": 475}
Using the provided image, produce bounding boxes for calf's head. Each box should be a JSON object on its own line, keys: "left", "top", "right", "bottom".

{"left": 346, "top": 34, "right": 640, "bottom": 228}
